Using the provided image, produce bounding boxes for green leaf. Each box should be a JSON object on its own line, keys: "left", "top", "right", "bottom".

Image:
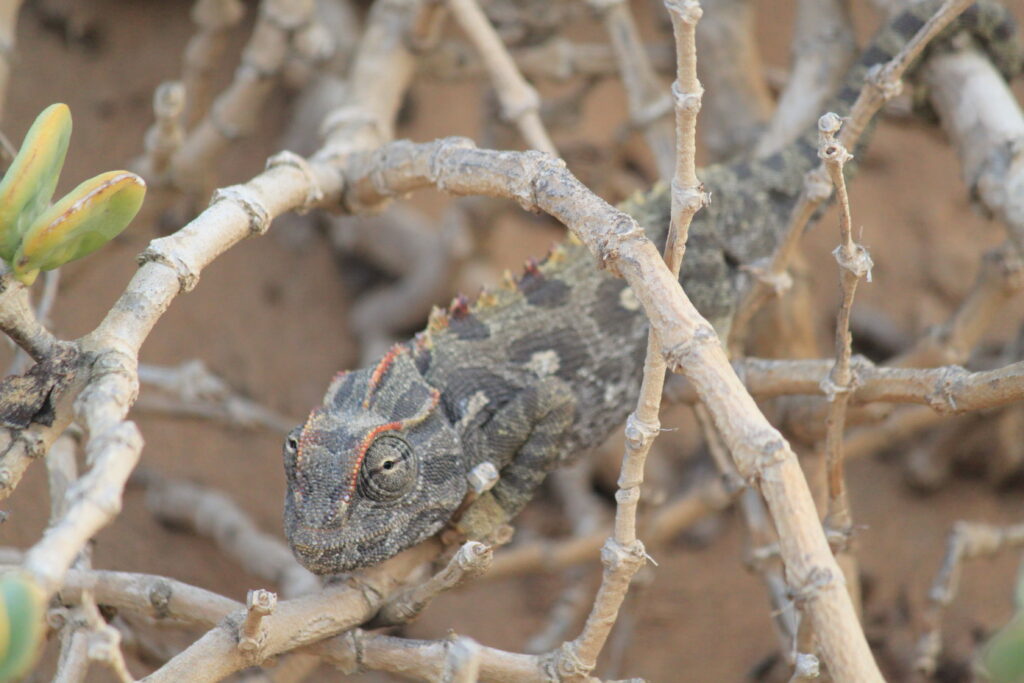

{"left": 12, "top": 170, "right": 146, "bottom": 284}
{"left": 0, "top": 572, "right": 45, "bottom": 682}
{"left": 0, "top": 103, "right": 72, "bottom": 262}
{"left": 980, "top": 612, "right": 1024, "bottom": 682}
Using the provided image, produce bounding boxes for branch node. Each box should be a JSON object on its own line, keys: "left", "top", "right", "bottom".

{"left": 210, "top": 185, "right": 271, "bottom": 236}
{"left": 138, "top": 243, "right": 201, "bottom": 294}
{"left": 600, "top": 537, "right": 646, "bottom": 573}
{"left": 925, "top": 365, "right": 970, "bottom": 414}
{"left": 670, "top": 177, "right": 709, "bottom": 215}
{"left": 790, "top": 566, "right": 843, "bottom": 608}
{"left": 149, "top": 580, "right": 173, "bottom": 619}
{"left": 266, "top": 151, "right": 323, "bottom": 213}
{"left": 664, "top": 0, "right": 703, "bottom": 24}
{"left": 209, "top": 96, "right": 245, "bottom": 140}
{"left": 238, "top": 588, "right": 277, "bottom": 656}
{"left": 663, "top": 324, "right": 718, "bottom": 372}
{"left": 818, "top": 366, "right": 857, "bottom": 401}
{"left": 832, "top": 243, "right": 872, "bottom": 281}
{"left": 428, "top": 136, "right": 479, "bottom": 195}
{"left": 18, "top": 430, "right": 46, "bottom": 460}
{"left": 623, "top": 413, "right": 660, "bottom": 452}
{"left": 670, "top": 79, "right": 704, "bottom": 115}
{"left": 741, "top": 431, "right": 789, "bottom": 480}
{"left": 443, "top": 636, "right": 482, "bottom": 682}
{"left": 319, "top": 105, "right": 386, "bottom": 152}
{"left": 741, "top": 257, "right": 794, "bottom": 296}
{"left": 793, "top": 652, "right": 821, "bottom": 679}
{"left": 551, "top": 640, "right": 592, "bottom": 678}
{"left": 817, "top": 112, "right": 843, "bottom": 136}
{"left": 865, "top": 63, "right": 904, "bottom": 102}
{"left": 803, "top": 167, "right": 833, "bottom": 202}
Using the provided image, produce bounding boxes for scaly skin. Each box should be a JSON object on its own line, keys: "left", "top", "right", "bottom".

{"left": 284, "top": 1, "right": 1021, "bottom": 574}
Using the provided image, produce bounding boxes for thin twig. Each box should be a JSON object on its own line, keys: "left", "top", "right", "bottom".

{"left": 696, "top": 0, "right": 772, "bottom": 161}
{"left": 374, "top": 541, "right": 492, "bottom": 626}
{"left": 728, "top": 0, "right": 978, "bottom": 352}
{"left": 168, "top": 0, "right": 318, "bottom": 192}
{"left": 447, "top": 0, "right": 556, "bottom": 154}
{"left": 915, "top": 521, "right": 1024, "bottom": 676}
{"left": 487, "top": 472, "right": 734, "bottom": 580}
{"left": 921, "top": 45, "right": 1024, "bottom": 258}
{"left": 588, "top": 0, "right": 674, "bottom": 178}
{"left": 669, "top": 355, "right": 1024, "bottom": 414}
{"left": 141, "top": 474, "right": 320, "bottom": 598}
{"left": 818, "top": 112, "right": 870, "bottom": 579}
{"left": 754, "top": 0, "right": 856, "bottom": 157}
{"left": 136, "top": 82, "right": 186, "bottom": 182}
{"left": 0, "top": 275, "right": 65, "bottom": 361}
{"left": 182, "top": 0, "right": 246, "bottom": 126}
{"left": 136, "top": 360, "right": 297, "bottom": 433}
{"left": 554, "top": 3, "right": 706, "bottom": 676}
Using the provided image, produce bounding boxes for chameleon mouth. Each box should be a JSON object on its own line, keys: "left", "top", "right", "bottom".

{"left": 289, "top": 524, "right": 350, "bottom": 552}
{"left": 288, "top": 523, "right": 388, "bottom": 573}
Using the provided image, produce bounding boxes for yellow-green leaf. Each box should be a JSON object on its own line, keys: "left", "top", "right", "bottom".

{"left": 12, "top": 170, "right": 146, "bottom": 284}
{"left": 0, "top": 103, "right": 72, "bottom": 262}
{"left": 0, "top": 572, "right": 45, "bottom": 682}
{"left": 980, "top": 612, "right": 1024, "bottom": 682}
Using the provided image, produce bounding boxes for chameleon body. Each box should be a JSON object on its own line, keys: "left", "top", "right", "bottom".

{"left": 284, "top": 1, "right": 1021, "bottom": 574}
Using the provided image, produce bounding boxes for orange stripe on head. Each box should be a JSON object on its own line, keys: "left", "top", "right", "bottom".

{"left": 343, "top": 388, "right": 442, "bottom": 503}
{"left": 344, "top": 421, "right": 403, "bottom": 503}
{"left": 296, "top": 407, "right": 323, "bottom": 467}
{"left": 362, "top": 344, "right": 405, "bottom": 409}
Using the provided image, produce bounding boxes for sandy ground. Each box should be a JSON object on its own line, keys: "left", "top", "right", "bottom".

{"left": 3, "top": 0, "right": 1024, "bottom": 680}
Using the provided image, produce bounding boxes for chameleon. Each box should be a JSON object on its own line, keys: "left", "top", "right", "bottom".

{"left": 283, "top": 0, "right": 1022, "bottom": 575}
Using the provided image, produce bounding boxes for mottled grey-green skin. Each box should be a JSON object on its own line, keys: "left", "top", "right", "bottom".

{"left": 284, "top": 1, "right": 1020, "bottom": 575}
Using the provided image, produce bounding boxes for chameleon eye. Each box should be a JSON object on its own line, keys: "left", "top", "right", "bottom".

{"left": 284, "top": 429, "right": 300, "bottom": 455}
{"left": 358, "top": 435, "right": 416, "bottom": 502}
{"left": 283, "top": 428, "right": 302, "bottom": 475}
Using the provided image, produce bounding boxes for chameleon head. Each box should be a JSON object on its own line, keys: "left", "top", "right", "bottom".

{"left": 283, "top": 345, "right": 467, "bottom": 574}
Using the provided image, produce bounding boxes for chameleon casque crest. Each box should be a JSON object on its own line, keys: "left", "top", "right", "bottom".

{"left": 284, "top": 0, "right": 1021, "bottom": 574}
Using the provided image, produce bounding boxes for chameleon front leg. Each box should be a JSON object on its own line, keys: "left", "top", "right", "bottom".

{"left": 457, "top": 376, "right": 576, "bottom": 538}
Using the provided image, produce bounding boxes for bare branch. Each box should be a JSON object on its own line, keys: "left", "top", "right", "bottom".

{"left": 182, "top": 0, "right": 247, "bottom": 126}
{"left": 0, "top": 276, "right": 66, "bottom": 361}
{"left": 670, "top": 355, "right": 1024, "bottom": 415}
{"left": 419, "top": 36, "right": 675, "bottom": 83}
{"left": 312, "top": 628, "right": 552, "bottom": 681}
{"left": 167, "top": 0, "right": 318, "bottom": 191}
{"left": 447, "top": 0, "right": 556, "bottom": 154}
{"left": 374, "top": 540, "right": 492, "bottom": 625}
{"left": 136, "top": 360, "right": 297, "bottom": 433}
{"left": 143, "top": 542, "right": 440, "bottom": 682}
{"left": 892, "top": 243, "right": 1024, "bottom": 367}
{"left": 922, "top": 46, "right": 1024, "bottom": 258}
{"left": 136, "top": 82, "right": 187, "bottom": 182}
{"left": 754, "top": 0, "right": 856, "bottom": 157}
{"left": 729, "top": 0, "right": 979, "bottom": 352}
{"left": 488, "top": 472, "right": 734, "bottom": 579}
{"left": 141, "top": 474, "right": 319, "bottom": 598}
{"left": 55, "top": 568, "right": 242, "bottom": 629}
{"left": 696, "top": 0, "right": 772, "bottom": 160}
{"left": 588, "top": 0, "right": 675, "bottom": 177}
{"left": 915, "top": 521, "right": 1024, "bottom": 676}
